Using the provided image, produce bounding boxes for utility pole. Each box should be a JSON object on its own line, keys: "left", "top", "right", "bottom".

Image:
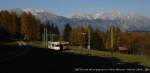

{"left": 87, "top": 24, "right": 91, "bottom": 56}
{"left": 46, "top": 28, "right": 48, "bottom": 48}
{"left": 111, "top": 27, "right": 114, "bottom": 49}
{"left": 42, "top": 27, "right": 48, "bottom": 48}
{"left": 87, "top": 26, "right": 91, "bottom": 50}
{"left": 42, "top": 31, "right": 44, "bottom": 48}
{"left": 110, "top": 26, "right": 114, "bottom": 55}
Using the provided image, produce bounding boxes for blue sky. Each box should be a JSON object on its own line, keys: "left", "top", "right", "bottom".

{"left": 0, "top": 0, "right": 150, "bottom": 17}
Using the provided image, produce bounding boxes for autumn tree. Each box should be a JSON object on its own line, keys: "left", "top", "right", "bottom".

{"left": 20, "top": 12, "right": 41, "bottom": 40}
{"left": 69, "top": 26, "right": 86, "bottom": 47}
{"left": 0, "top": 11, "right": 21, "bottom": 39}
{"left": 69, "top": 25, "right": 103, "bottom": 50}
{"left": 0, "top": 11, "right": 12, "bottom": 33}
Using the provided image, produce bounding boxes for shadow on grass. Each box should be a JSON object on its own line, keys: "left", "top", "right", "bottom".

{"left": 0, "top": 44, "right": 149, "bottom": 73}
{"left": 0, "top": 42, "right": 22, "bottom": 59}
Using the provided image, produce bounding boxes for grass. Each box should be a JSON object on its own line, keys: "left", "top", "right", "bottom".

{"left": 27, "top": 41, "right": 150, "bottom": 67}
{"left": 70, "top": 46, "right": 150, "bottom": 67}
{"left": 27, "top": 41, "right": 43, "bottom": 48}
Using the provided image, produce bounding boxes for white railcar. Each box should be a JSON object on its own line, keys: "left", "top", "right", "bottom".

{"left": 48, "top": 41, "right": 69, "bottom": 51}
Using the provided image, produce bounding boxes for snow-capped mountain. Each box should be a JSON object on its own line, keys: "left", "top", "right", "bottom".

{"left": 10, "top": 8, "right": 73, "bottom": 31}
{"left": 72, "top": 10, "right": 125, "bottom": 20}
{"left": 9, "top": 8, "right": 150, "bottom": 31}
{"left": 71, "top": 10, "right": 150, "bottom": 31}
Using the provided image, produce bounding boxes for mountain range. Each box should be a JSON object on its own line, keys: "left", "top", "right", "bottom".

{"left": 7, "top": 8, "right": 150, "bottom": 32}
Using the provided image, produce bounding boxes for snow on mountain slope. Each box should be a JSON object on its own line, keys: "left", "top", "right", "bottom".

{"left": 72, "top": 10, "right": 125, "bottom": 20}
{"left": 72, "top": 10, "right": 150, "bottom": 31}
{"left": 10, "top": 8, "right": 73, "bottom": 31}
{"left": 10, "top": 8, "right": 150, "bottom": 31}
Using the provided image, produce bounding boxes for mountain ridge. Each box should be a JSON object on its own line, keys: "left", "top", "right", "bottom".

{"left": 2, "top": 8, "right": 150, "bottom": 31}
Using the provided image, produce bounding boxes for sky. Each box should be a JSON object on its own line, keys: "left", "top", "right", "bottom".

{"left": 0, "top": 0, "right": 150, "bottom": 17}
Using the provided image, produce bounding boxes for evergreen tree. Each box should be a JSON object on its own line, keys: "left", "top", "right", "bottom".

{"left": 44, "top": 21, "right": 60, "bottom": 41}
{"left": 63, "top": 23, "right": 72, "bottom": 41}
{"left": 53, "top": 25, "right": 60, "bottom": 41}
{"left": 90, "top": 30, "right": 103, "bottom": 50}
